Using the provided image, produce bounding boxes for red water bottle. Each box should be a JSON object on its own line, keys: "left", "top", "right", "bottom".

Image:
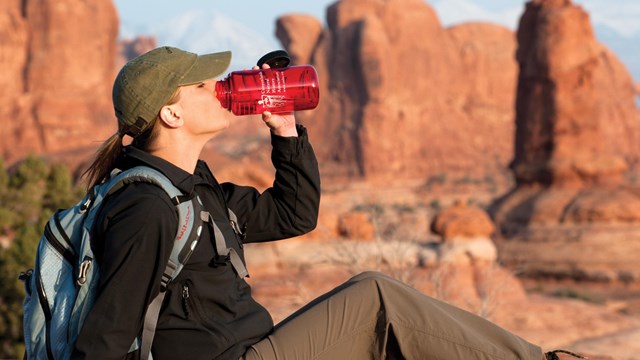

{"left": 215, "top": 65, "right": 320, "bottom": 116}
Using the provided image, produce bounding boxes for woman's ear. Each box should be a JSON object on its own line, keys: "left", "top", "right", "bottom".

{"left": 158, "top": 104, "right": 183, "bottom": 129}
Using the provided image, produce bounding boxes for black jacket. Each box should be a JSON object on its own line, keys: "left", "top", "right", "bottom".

{"left": 73, "top": 125, "right": 320, "bottom": 360}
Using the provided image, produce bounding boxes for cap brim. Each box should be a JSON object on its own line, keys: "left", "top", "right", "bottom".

{"left": 180, "top": 51, "right": 232, "bottom": 85}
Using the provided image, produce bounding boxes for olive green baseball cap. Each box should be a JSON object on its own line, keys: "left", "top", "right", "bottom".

{"left": 113, "top": 46, "right": 232, "bottom": 137}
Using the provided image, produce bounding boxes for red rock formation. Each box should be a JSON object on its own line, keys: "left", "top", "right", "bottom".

{"left": 489, "top": 0, "right": 640, "bottom": 282}
{"left": 0, "top": 0, "right": 118, "bottom": 166}
{"left": 512, "top": 0, "right": 639, "bottom": 187}
{"left": 492, "top": 0, "right": 640, "bottom": 224}
{"left": 337, "top": 211, "right": 376, "bottom": 240}
{"left": 278, "top": 0, "right": 518, "bottom": 182}
{"left": 116, "top": 36, "right": 157, "bottom": 70}
{"left": 0, "top": 1, "right": 35, "bottom": 161}
{"left": 431, "top": 200, "right": 496, "bottom": 240}
{"left": 275, "top": 15, "right": 323, "bottom": 66}
{"left": 430, "top": 201, "right": 498, "bottom": 265}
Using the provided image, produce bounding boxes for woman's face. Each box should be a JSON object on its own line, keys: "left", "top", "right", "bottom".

{"left": 175, "top": 79, "right": 229, "bottom": 137}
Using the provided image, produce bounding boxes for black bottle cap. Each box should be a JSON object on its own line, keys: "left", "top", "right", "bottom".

{"left": 257, "top": 50, "right": 291, "bottom": 68}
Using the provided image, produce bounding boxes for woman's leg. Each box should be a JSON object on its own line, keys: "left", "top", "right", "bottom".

{"left": 244, "top": 271, "right": 542, "bottom": 360}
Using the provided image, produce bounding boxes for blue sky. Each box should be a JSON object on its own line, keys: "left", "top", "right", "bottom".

{"left": 113, "top": 0, "right": 640, "bottom": 81}
{"left": 113, "top": 0, "right": 640, "bottom": 37}
{"left": 114, "top": 1, "right": 331, "bottom": 33}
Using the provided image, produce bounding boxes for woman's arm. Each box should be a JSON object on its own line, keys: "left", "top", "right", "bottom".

{"left": 222, "top": 124, "right": 321, "bottom": 243}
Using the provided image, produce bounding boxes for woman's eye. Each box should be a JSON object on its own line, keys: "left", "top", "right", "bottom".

{"left": 198, "top": 82, "right": 206, "bottom": 88}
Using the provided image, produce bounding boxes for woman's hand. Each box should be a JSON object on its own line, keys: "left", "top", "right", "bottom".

{"left": 253, "top": 64, "right": 298, "bottom": 137}
{"left": 262, "top": 111, "right": 297, "bottom": 137}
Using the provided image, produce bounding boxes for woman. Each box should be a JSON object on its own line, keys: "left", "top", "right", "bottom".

{"left": 72, "top": 46, "right": 577, "bottom": 360}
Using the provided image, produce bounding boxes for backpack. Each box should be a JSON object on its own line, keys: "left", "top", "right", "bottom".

{"left": 20, "top": 166, "right": 248, "bottom": 360}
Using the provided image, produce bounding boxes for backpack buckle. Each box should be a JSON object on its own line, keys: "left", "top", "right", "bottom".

{"left": 210, "top": 255, "right": 230, "bottom": 267}
{"left": 77, "top": 257, "right": 93, "bottom": 286}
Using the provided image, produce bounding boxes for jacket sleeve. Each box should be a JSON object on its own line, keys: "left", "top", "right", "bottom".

{"left": 72, "top": 184, "right": 176, "bottom": 360}
{"left": 221, "top": 124, "right": 321, "bottom": 243}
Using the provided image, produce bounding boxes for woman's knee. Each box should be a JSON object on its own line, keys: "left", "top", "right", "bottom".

{"left": 350, "top": 271, "right": 393, "bottom": 284}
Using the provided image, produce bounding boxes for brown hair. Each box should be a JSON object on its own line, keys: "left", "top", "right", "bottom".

{"left": 83, "top": 88, "right": 182, "bottom": 190}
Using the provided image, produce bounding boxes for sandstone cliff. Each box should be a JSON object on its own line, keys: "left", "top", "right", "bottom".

{"left": 277, "top": 0, "right": 518, "bottom": 183}
{"left": 511, "top": 0, "right": 640, "bottom": 187}
{"left": 0, "top": 0, "right": 118, "bottom": 165}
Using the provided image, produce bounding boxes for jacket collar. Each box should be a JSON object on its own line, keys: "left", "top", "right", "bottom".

{"left": 118, "top": 146, "right": 212, "bottom": 195}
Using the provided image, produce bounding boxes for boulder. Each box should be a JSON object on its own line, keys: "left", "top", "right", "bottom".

{"left": 430, "top": 201, "right": 498, "bottom": 263}
{"left": 431, "top": 200, "right": 495, "bottom": 239}
{"left": 337, "top": 210, "right": 376, "bottom": 240}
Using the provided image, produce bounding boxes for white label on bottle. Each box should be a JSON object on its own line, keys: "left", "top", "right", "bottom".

{"left": 258, "top": 95, "right": 286, "bottom": 108}
{"left": 265, "top": 77, "right": 272, "bottom": 94}
{"left": 259, "top": 72, "right": 266, "bottom": 93}
{"left": 261, "top": 71, "right": 286, "bottom": 95}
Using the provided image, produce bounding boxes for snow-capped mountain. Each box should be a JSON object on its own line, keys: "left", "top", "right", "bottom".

{"left": 120, "top": 10, "right": 280, "bottom": 70}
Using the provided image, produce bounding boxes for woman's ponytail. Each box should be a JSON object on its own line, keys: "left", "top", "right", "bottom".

{"left": 82, "top": 132, "right": 124, "bottom": 191}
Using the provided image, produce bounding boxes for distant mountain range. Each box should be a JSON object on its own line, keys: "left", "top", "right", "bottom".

{"left": 119, "top": 10, "right": 278, "bottom": 70}
{"left": 120, "top": 9, "right": 640, "bottom": 83}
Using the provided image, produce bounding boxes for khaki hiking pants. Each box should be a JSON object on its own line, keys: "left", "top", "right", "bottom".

{"left": 243, "top": 271, "right": 542, "bottom": 360}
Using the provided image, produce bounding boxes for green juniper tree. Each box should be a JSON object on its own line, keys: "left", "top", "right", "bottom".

{"left": 0, "top": 155, "right": 82, "bottom": 359}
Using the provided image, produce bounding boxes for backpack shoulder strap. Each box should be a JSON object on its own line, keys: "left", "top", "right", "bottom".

{"left": 201, "top": 209, "right": 249, "bottom": 279}
{"left": 107, "top": 166, "right": 204, "bottom": 360}
{"left": 109, "top": 166, "right": 203, "bottom": 282}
